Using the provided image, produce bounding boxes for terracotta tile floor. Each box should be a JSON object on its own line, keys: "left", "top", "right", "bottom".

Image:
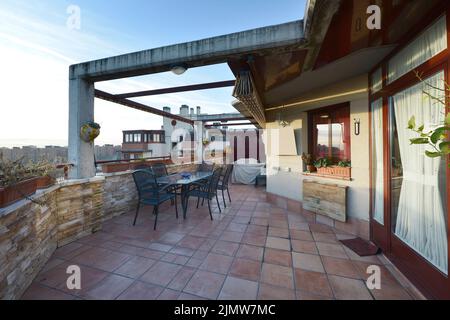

{"left": 22, "top": 185, "right": 421, "bottom": 300}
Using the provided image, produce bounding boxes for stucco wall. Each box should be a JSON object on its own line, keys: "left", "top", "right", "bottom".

{"left": 265, "top": 75, "right": 370, "bottom": 221}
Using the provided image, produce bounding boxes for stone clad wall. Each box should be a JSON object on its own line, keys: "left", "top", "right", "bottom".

{"left": 56, "top": 178, "right": 104, "bottom": 246}
{"left": 0, "top": 163, "right": 202, "bottom": 299}
{"left": 0, "top": 188, "right": 58, "bottom": 300}
{"left": 103, "top": 172, "right": 137, "bottom": 222}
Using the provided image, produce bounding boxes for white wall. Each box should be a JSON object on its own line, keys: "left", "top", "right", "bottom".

{"left": 265, "top": 75, "right": 370, "bottom": 221}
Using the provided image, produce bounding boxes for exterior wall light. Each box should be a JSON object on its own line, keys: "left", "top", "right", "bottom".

{"left": 354, "top": 118, "right": 361, "bottom": 136}
{"left": 277, "top": 106, "right": 291, "bottom": 127}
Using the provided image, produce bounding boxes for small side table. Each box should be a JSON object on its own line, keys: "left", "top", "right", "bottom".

{"left": 255, "top": 174, "right": 267, "bottom": 187}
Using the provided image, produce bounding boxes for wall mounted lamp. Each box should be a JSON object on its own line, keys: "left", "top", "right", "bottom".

{"left": 354, "top": 118, "right": 361, "bottom": 136}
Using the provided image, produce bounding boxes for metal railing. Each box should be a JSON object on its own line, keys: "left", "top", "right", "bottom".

{"left": 94, "top": 156, "right": 171, "bottom": 166}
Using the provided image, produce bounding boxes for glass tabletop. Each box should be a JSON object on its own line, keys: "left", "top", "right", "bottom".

{"left": 156, "top": 171, "right": 212, "bottom": 186}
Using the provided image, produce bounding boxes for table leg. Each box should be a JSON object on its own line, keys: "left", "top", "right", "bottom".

{"left": 181, "top": 185, "right": 188, "bottom": 219}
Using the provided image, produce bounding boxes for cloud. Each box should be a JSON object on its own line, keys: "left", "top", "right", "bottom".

{"left": 0, "top": 1, "right": 238, "bottom": 147}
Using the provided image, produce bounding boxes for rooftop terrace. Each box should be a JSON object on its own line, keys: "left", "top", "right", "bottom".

{"left": 20, "top": 183, "right": 422, "bottom": 300}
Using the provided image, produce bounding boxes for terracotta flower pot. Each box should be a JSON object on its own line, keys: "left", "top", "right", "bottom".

{"left": 36, "top": 176, "right": 56, "bottom": 189}
{"left": 306, "top": 165, "right": 316, "bottom": 172}
{"left": 0, "top": 178, "right": 38, "bottom": 208}
{"left": 317, "top": 166, "right": 351, "bottom": 178}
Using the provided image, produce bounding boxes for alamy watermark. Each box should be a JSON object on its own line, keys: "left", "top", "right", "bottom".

{"left": 366, "top": 265, "right": 381, "bottom": 290}
{"left": 66, "top": 5, "right": 81, "bottom": 30}
{"left": 66, "top": 265, "right": 81, "bottom": 290}
{"left": 367, "top": 5, "right": 381, "bottom": 30}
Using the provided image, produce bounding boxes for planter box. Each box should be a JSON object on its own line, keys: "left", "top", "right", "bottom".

{"left": 317, "top": 166, "right": 351, "bottom": 178}
{"left": 102, "top": 160, "right": 174, "bottom": 173}
{"left": 0, "top": 178, "right": 38, "bottom": 208}
{"left": 101, "top": 163, "right": 131, "bottom": 173}
{"left": 36, "top": 176, "right": 56, "bottom": 189}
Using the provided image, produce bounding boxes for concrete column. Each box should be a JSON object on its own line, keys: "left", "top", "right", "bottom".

{"left": 68, "top": 77, "right": 96, "bottom": 179}
{"left": 193, "top": 121, "right": 204, "bottom": 163}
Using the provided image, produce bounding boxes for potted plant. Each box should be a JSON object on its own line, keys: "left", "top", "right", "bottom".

{"left": 335, "top": 160, "right": 352, "bottom": 177}
{"left": 301, "top": 153, "right": 316, "bottom": 172}
{"left": 0, "top": 158, "right": 38, "bottom": 208}
{"left": 314, "top": 158, "right": 334, "bottom": 175}
{"left": 80, "top": 121, "right": 101, "bottom": 143}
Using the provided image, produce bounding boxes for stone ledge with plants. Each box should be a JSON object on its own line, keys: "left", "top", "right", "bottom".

{"left": 0, "top": 158, "right": 58, "bottom": 208}
{"left": 301, "top": 153, "right": 352, "bottom": 179}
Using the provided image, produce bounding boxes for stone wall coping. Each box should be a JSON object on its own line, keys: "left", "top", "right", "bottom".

{"left": 0, "top": 185, "right": 60, "bottom": 217}
{"left": 0, "top": 176, "right": 106, "bottom": 217}
{"left": 59, "top": 176, "right": 105, "bottom": 187}
{"left": 97, "top": 171, "right": 133, "bottom": 178}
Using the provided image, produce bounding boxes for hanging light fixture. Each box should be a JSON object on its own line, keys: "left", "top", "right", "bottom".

{"left": 171, "top": 64, "right": 188, "bottom": 75}
{"left": 277, "top": 105, "right": 291, "bottom": 127}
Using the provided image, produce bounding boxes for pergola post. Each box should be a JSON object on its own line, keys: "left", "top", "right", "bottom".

{"left": 68, "top": 77, "right": 96, "bottom": 179}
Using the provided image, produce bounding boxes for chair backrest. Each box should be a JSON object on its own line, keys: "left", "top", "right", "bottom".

{"left": 222, "top": 164, "right": 233, "bottom": 186}
{"left": 134, "top": 164, "right": 152, "bottom": 171}
{"left": 132, "top": 170, "right": 159, "bottom": 199}
{"left": 198, "top": 162, "right": 215, "bottom": 172}
{"left": 151, "top": 163, "right": 168, "bottom": 178}
{"left": 206, "top": 168, "right": 222, "bottom": 195}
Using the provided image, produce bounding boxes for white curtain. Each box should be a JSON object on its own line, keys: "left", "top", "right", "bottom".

{"left": 393, "top": 71, "right": 447, "bottom": 274}
{"left": 371, "top": 99, "right": 384, "bottom": 225}
{"left": 388, "top": 15, "right": 447, "bottom": 84}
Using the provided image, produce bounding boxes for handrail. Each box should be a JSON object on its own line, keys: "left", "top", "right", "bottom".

{"left": 95, "top": 156, "right": 171, "bottom": 166}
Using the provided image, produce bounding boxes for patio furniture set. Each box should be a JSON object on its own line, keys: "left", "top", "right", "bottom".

{"left": 132, "top": 163, "right": 234, "bottom": 230}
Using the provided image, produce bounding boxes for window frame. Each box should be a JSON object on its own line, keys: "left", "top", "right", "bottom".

{"left": 308, "top": 102, "right": 351, "bottom": 163}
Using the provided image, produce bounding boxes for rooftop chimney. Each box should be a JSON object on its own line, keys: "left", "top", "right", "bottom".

{"left": 196, "top": 106, "right": 201, "bottom": 115}
{"left": 163, "top": 106, "right": 171, "bottom": 113}
{"left": 180, "top": 105, "right": 189, "bottom": 116}
{"left": 190, "top": 108, "right": 194, "bottom": 116}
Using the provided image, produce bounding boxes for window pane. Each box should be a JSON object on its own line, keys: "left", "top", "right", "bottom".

{"left": 388, "top": 15, "right": 447, "bottom": 83}
{"left": 331, "top": 123, "right": 345, "bottom": 159}
{"left": 371, "top": 67, "right": 383, "bottom": 93}
{"left": 316, "top": 124, "right": 329, "bottom": 158}
{"left": 390, "top": 71, "right": 447, "bottom": 274}
{"left": 371, "top": 99, "right": 384, "bottom": 225}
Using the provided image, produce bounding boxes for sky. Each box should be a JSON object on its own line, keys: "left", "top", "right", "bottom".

{"left": 0, "top": 0, "right": 305, "bottom": 147}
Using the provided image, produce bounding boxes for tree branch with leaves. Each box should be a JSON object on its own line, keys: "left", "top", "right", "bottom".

{"left": 407, "top": 71, "right": 450, "bottom": 165}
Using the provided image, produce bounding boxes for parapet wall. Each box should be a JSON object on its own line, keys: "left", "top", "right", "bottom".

{"left": 0, "top": 163, "right": 198, "bottom": 300}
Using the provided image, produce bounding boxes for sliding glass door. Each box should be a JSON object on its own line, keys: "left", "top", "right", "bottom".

{"left": 390, "top": 71, "right": 448, "bottom": 276}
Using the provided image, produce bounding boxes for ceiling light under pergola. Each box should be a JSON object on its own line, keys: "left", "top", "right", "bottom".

{"left": 171, "top": 64, "right": 188, "bottom": 75}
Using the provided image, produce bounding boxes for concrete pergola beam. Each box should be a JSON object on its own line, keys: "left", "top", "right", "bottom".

{"left": 69, "top": 21, "right": 305, "bottom": 179}
{"left": 69, "top": 20, "right": 304, "bottom": 82}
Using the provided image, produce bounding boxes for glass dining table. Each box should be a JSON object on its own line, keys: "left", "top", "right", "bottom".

{"left": 156, "top": 171, "right": 213, "bottom": 219}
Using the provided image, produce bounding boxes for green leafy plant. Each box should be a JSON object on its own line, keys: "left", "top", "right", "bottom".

{"left": 0, "top": 158, "right": 34, "bottom": 187}
{"left": 87, "top": 121, "right": 101, "bottom": 130}
{"left": 408, "top": 115, "right": 450, "bottom": 159}
{"left": 313, "top": 158, "right": 332, "bottom": 168}
{"left": 28, "top": 160, "right": 57, "bottom": 178}
{"left": 337, "top": 160, "right": 351, "bottom": 167}
{"left": 408, "top": 71, "right": 450, "bottom": 165}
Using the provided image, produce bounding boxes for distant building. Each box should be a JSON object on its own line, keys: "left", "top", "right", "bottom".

{"left": 121, "top": 105, "right": 266, "bottom": 164}
{"left": 121, "top": 130, "right": 166, "bottom": 160}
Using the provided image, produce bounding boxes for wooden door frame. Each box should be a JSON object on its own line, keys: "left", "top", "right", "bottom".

{"left": 368, "top": 8, "right": 450, "bottom": 299}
